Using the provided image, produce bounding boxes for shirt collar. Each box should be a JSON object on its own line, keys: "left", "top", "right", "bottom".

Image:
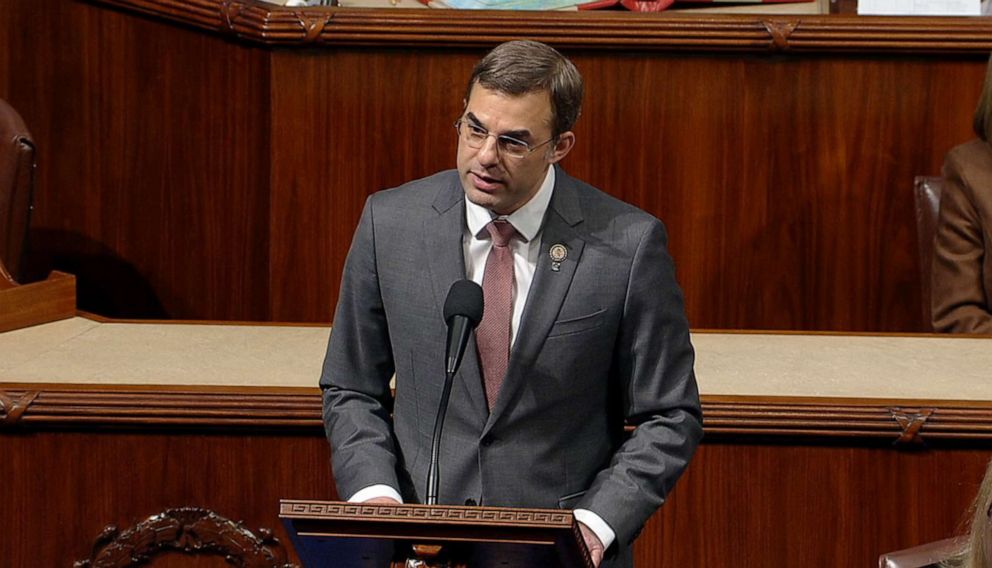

{"left": 465, "top": 166, "right": 555, "bottom": 243}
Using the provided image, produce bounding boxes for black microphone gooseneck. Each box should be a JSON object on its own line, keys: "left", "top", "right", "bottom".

{"left": 426, "top": 280, "right": 484, "bottom": 506}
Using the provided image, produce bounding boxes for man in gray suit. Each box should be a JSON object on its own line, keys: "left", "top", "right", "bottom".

{"left": 321, "top": 40, "right": 701, "bottom": 567}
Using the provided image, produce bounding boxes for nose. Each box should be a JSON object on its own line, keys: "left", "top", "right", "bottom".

{"left": 476, "top": 134, "right": 500, "bottom": 167}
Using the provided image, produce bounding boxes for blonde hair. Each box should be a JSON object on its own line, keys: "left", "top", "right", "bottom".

{"left": 944, "top": 459, "right": 992, "bottom": 568}
{"left": 973, "top": 53, "right": 992, "bottom": 142}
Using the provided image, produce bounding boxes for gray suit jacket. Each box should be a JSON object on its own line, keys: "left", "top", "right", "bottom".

{"left": 321, "top": 166, "right": 702, "bottom": 567}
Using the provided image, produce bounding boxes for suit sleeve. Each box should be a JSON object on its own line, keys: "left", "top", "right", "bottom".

{"left": 932, "top": 154, "right": 992, "bottom": 333}
{"left": 579, "top": 219, "right": 703, "bottom": 547}
{"left": 320, "top": 196, "right": 402, "bottom": 499}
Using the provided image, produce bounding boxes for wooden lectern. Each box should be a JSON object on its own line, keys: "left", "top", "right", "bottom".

{"left": 279, "top": 500, "right": 593, "bottom": 568}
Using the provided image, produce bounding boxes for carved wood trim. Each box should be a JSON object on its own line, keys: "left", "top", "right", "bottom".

{"left": 281, "top": 501, "right": 574, "bottom": 527}
{"left": 73, "top": 507, "right": 295, "bottom": 568}
{"left": 2, "top": 385, "right": 992, "bottom": 444}
{"left": 279, "top": 501, "right": 593, "bottom": 568}
{"left": 889, "top": 407, "right": 934, "bottom": 446}
{"left": 0, "top": 387, "right": 323, "bottom": 429}
{"left": 82, "top": 1, "right": 992, "bottom": 54}
{"left": 0, "top": 389, "right": 38, "bottom": 425}
{"left": 701, "top": 398, "right": 992, "bottom": 443}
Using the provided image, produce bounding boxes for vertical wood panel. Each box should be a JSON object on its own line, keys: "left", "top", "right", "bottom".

{"left": 569, "top": 53, "right": 982, "bottom": 331}
{"left": 267, "top": 48, "right": 984, "bottom": 330}
{"left": 0, "top": 0, "right": 271, "bottom": 320}
{"left": 269, "top": 47, "right": 476, "bottom": 322}
{"left": 636, "top": 443, "right": 988, "bottom": 567}
{"left": 1, "top": 431, "right": 336, "bottom": 566}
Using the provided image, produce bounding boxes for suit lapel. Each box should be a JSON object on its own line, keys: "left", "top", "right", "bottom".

{"left": 484, "top": 167, "right": 586, "bottom": 434}
{"left": 426, "top": 176, "right": 489, "bottom": 421}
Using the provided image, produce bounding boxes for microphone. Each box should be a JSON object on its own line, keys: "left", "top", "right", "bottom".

{"left": 427, "top": 280, "right": 484, "bottom": 506}
{"left": 443, "top": 279, "right": 484, "bottom": 376}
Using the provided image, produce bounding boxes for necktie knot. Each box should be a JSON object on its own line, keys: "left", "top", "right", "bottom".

{"left": 486, "top": 219, "right": 517, "bottom": 248}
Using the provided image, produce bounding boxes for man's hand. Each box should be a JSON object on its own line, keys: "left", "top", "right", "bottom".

{"left": 364, "top": 496, "right": 401, "bottom": 504}
{"left": 578, "top": 521, "right": 605, "bottom": 567}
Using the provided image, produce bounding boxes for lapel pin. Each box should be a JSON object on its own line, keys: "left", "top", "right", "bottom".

{"left": 549, "top": 244, "right": 567, "bottom": 272}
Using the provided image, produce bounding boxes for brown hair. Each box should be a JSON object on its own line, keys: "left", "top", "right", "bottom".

{"left": 973, "top": 53, "right": 992, "bottom": 142}
{"left": 465, "top": 40, "right": 584, "bottom": 138}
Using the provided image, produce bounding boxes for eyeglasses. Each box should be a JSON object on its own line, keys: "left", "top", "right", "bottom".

{"left": 454, "top": 119, "right": 554, "bottom": 160}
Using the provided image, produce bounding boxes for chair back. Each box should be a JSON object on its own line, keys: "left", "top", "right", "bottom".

{"left": 913, "top": 176, "right": 944, "bottom": 330}
{"left": 0, "top": 98, "right": 36, "bottom": 286}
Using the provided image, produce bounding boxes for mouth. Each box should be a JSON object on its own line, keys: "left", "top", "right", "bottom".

{"left": 469, "top": 171, "right": 504, "bottom": 192}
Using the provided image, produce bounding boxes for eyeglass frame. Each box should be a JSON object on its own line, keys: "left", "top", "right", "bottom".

{"left": 454, "top": 119, "right": 556, "bottom": 160}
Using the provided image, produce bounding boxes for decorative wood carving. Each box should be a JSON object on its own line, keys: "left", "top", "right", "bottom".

{"left": 73, "top": 507, "right": 295, "bottom": 568}
{"left": 889, "top": 407, "right": 935, "bottom": 446}
{"left": 280, "top": 500, "right": 593, "bottom": 568}
{"left": 282, "top": 500, "right": 574, "bottom": 526}
{"left": 0, "top": 389, "right": 38, "bottom": 425}
{"left": 221, "top": 0, "right": 254, "bottom": 34}
{"left": 762, "top": 19, "right": 798, "bottom": 50}
{"left": 82, "top": 1, "right": 992, "bottom": 54}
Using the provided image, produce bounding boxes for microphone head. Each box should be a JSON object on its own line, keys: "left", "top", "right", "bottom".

{"left": 443, "top": 280, "right": 484, "bottom": 327}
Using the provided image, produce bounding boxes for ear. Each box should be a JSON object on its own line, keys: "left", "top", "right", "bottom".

{"left": 547, "top": 131, "right": 575, "bottom": 164}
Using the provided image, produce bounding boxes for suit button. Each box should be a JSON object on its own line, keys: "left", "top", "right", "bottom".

{"left": 464, "top": 498, "right": 477, "bottom": 506}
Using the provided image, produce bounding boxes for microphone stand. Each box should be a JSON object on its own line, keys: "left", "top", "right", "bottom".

{"left": 425, "top": 369, "right": 455, "bottom": 506}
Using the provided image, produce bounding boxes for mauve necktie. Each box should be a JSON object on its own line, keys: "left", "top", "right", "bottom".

{"left": 476, "top": 219, "right": 518, "bottom": 410}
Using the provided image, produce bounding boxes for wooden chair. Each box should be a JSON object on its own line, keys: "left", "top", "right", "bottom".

{"left": 913, "top": 176, "right": 944, "bottom": 331}
{"left": 0, "top": 98, "right": 36, "bottom": 287}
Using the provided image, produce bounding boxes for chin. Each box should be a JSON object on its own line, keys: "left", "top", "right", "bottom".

{"left": 465, "top": 188, "right": 498, "bottom": 209}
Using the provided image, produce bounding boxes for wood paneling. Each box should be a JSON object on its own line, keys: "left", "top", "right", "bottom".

{"left": 265, "top": 48, "right": 984, "bottom": 330}
{"left": 267, "top": 48, "right": 473, "bottom": 322}
{"left": 2, "top": 387, "right": 989, "bottom": 567}
{"left": 0, "top": 430, "right": 335, "bottom": 567}
{"left": 1, "top": 1, "right": 988, "bottom": 329}
{"left": 0, "top": 0, "right": 272, "bottom": 320}
{"left": 645, "top": 443, "right": 989, "bottom": 567}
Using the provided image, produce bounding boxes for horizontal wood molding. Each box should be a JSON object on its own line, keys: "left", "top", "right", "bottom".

{"left": 4, "top": 385, "right": 992, "bottom": 443}
{"left": 84, "top": 0, "right": 992, "bottom": 54}
{"left": 0, "top": 387, "right": 324, "bottom": 429}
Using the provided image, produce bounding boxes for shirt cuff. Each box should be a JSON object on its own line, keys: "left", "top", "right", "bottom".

{"left": 573, "top": 508, "right": 616, "bottom": 552}
{"left": 347, "top": 484, "right": 404, "bottom": 504}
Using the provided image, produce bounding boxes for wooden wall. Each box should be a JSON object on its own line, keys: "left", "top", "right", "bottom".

{"left": 1, "top": 1, "right": 989, "bottom": 330}
{"left": 2, "top": 387, "right": 991, "bottom": 567}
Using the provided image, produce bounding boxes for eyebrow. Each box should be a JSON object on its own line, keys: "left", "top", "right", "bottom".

{"left": 465, "top": 112, "right": 532, "bottom": 141}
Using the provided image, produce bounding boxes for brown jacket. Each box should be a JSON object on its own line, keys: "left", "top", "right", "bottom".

{"left": 933, "top": 139, "right": 992, "bottom": 333}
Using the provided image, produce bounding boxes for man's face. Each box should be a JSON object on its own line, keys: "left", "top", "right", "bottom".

{"left": 456, "top": 84, "right": 574, "bottom": 215}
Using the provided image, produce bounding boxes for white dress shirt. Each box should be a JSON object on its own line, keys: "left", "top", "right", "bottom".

{"left": 349, "top": 166, "right": 616, "bottom": 552}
